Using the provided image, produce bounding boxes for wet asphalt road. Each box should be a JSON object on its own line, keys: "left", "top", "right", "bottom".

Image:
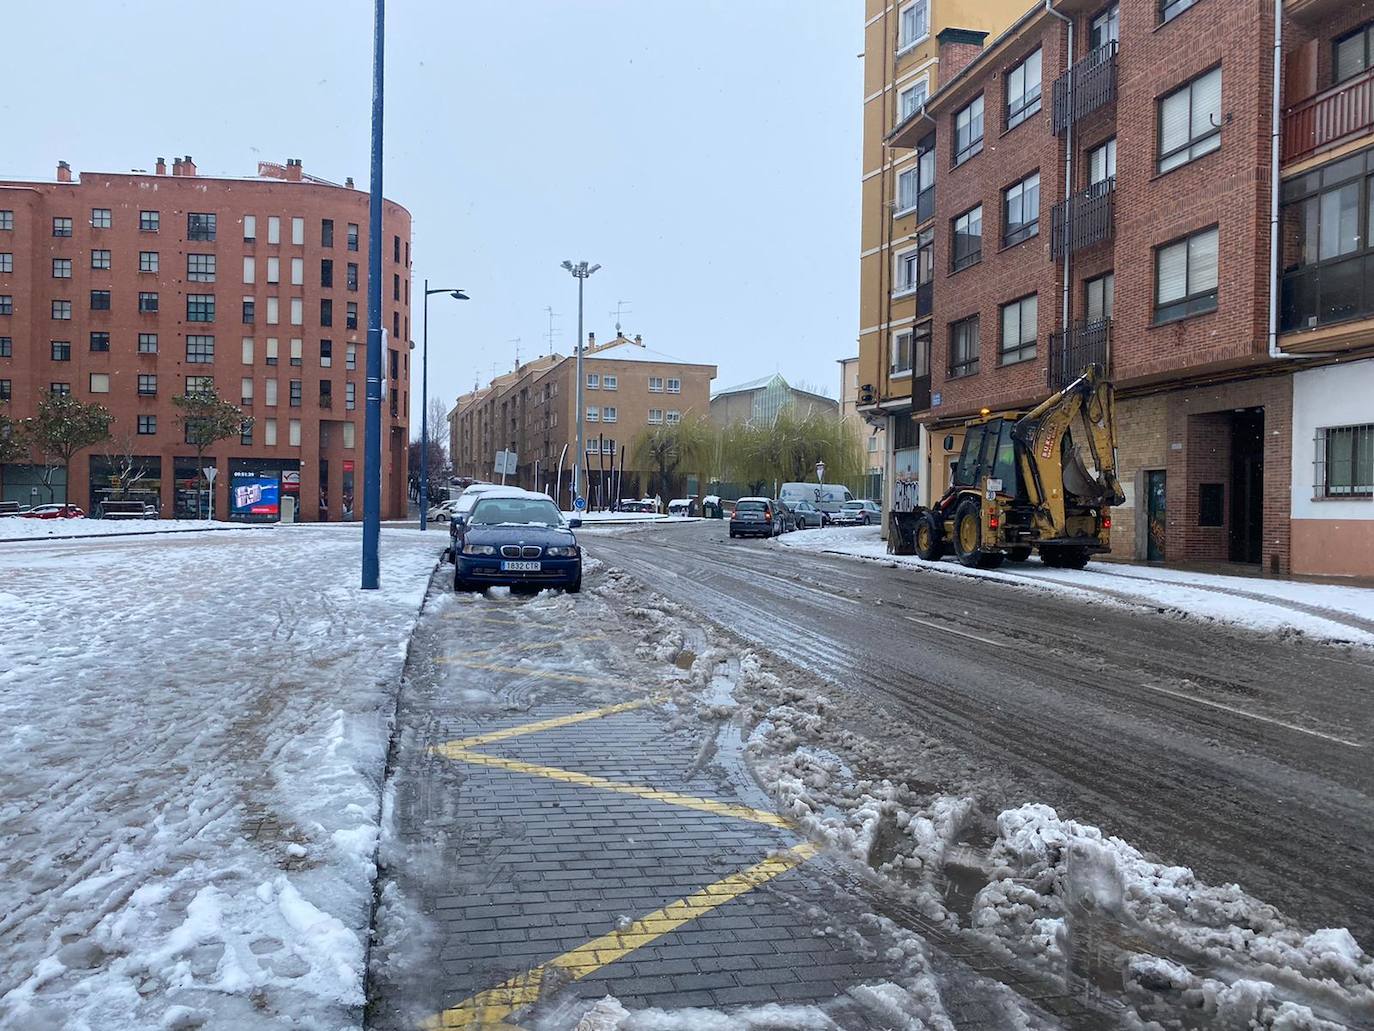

{"left": 584, "top": 520, "right": 1374, "bottom": 948}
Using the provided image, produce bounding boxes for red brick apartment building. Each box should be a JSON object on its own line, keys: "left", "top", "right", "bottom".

{"left": 860, "top": 0, "right": 1374, "bottom": 576}
{"left": 0, "top": 157, "right": 413, "bottom": 521}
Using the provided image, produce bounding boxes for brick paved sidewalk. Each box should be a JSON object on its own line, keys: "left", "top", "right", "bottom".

{"left": 364, "top": 581, "right": 1105, "bottom": 1030}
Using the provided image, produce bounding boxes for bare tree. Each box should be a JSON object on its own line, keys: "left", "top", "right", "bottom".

{"left": 173, "top": 387, "right": 252, "bottom": 519}
{"left": 102, "top": 428, "right": 152, "bottom": 502}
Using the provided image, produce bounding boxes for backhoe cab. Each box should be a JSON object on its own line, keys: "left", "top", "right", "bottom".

{"left": 889, "top": 364, "right": 1126, "bottom": 570}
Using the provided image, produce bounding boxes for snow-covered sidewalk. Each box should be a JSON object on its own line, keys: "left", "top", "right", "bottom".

{"left": 778, "top": 525, "right": 1374, "bottom": 646}
{"left": 0, "top": 516, "right": 245, "bottom": 542}
{"left": 0, "top": 527, "right": 440, "bottom": 1029}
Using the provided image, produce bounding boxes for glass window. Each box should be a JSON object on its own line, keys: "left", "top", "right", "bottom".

{"left": 52, "top": 299, "right": 72, "bottom": 320}
{"left": 1091, "top": 4, "right": 1120, "bottom": 48}
{"left": 290, "top": 338, "right": 303, "bottom": 365}
{"left": 1158, "top": 67, "right": 1221, "bottom": 173}
{"left": 267, "top": 257, "right": 280, "bottom": 283}
{"left": 898, "top": 0, "right": 928, "bottom": 48}
{"left": 0, "top": 296, "right": 13, "bottom": 315}
{"left": 346, "top": 343, "right": 357, "bottom": 369}
{"left": 91, "top": 249, "right": 111, "bottom": 270}
{"left": 242, "top": 338, "right": 254, "bottom": 364}
{"left": 0, "top": 210, "right": 12, "bottom": 230}
{"left": 0, "top": 253, "right": 9, "bottom": 273}
{"left": 140, "top": 374, "right": 160, "bottom": 397}
{"left": 267, "top": 216, "right": 281, "bottom": 244}
{"left": 289, "top": 419, "right": 301, "bottom": 446}
{"left": 1155, "top": 226, "right": 1219, "bottom": 322}
{"left": 1085, "top": 271, "right": 1115, "bottom": 321}
{"left": 90, "top": 331, "right": 110, "bottom": 352}
{"left": 954, "top": 424, "right": 987, "bottom": 486}
{"left": 91, "top": 208, "right": 112, "bottom": 229}
{"left": 1003, "top": 172, "right": 1040, "bottom": 246}
{"left": 1005, "top": 49, "right": 1042, "bottom": 130}
{"left": 187, "top": 253, "right": 216, "bottom": 282}
{"left": 321, "top": 299, "right": 333, "bottom": 326}
{"left": 51, "top": 341, "right": 72, "bottom": 361}
{"left": 140, "top": 251, "right": 159, "bottom": 273}
{"left": 139, "top": 292, "right": 158, "bottom": 314}
{"left": 291, "top": 217, "right": 305, "bottom": 245}
{"left": 649, "top": 376, "right": 664, "bottom": 392}
{"left": 602, "top": 374, "right": 617, "bottom": 390}
{"left": 291, "top": 257, "right": 304, "bottom": 286}
{"left": 89, "top": 373, "right": 110, "bottom": 393}
{"left": 1320, "top": 424, "right": 1374, "bottom": 497}
{"left": 345, "top": 381, "right": 356, "bottom": 410}
{"left": 243, "top": 214, "right": 256, "bottom": 241}
{"left": 895, "top": 248, "right": 919, "bottom": 293}
{"left": 603, "top": 406, "right": 617, "bottom": 422}
{"left": 321, "top": 259, "right": 333, "bottom": 288}
{"left": 586, "top": 406, "right": 600, "bottom": 422}
{"left": 290, "top": 298, "right": 303, "bottom": 326}
{"left": 90, "top": 289, "right": 111, "bottom": 311}
{"left": 891, "top": 329, "right": 913, "bottom": 375}
{"left": 898, "top": 80, "right": 927, "bottom": 122}
{"left": 53, "top": 258, "right": 72, "bottom": 278}
{"left": 320, "top": 339, "right": 333, "bottom": 367}
{"left": 243, "top": 256, "right": 256, "bottom": 284}
{"left": 243, "top": 299, "right": 256, "bottom": 324}
{"left": 0, "top": 337, "right": 10, "bottom": 357}
{"left": 137, "top": 415, "right": 156, "bottom": 435}
{"left": 53, "top": 217, "right": 73, "bottom": 238}
{"left": 954, "top": 96, "right": 984, "bottom": 165}
{"left": 188, "top": 212, "right": 216, "bottom": 241}
{"left": 949, "top": 315, "right": 980, "bottom": 378}
{"left": 347, "top": 263, "right": 359, "bottom": 291}
{"left": 1335, "top": 25, "right": 1374, "bottom": 84}
{"left": 186, "top": 335, "right": 215, "bottom": 363}
{"left": 187, "top": 294, "right": 216, "bottom": 322}
{"left": 999, "top": 294, "right": 1038, "bottom": 365}
{"left": 322, "top": 219, "right": 334, "bottom": 247}
{"left": 648, "top": 408, "right": 663, "bottom": 423}
{"left": 1088, "top": 138, "right": 1117, "bottom": 184}
{"left": 952, "top": 205, "right": 982, "bottom": 271}
{"left": 587, "top": 373, "right": 600, "bottom": 388}
{"left": 266, "top": 338, "right": 279, "bottom": 366}
{"left": 266, "top": 298, "right": 279, "bottom": 324}
{"left": 139, "top": 210, "right": 159, "bottom": 232}
{"left": 138, "top": 333, "right": 158, "bottom": 354}
{"left": 1160, "top": 0, "right": 1198, "bottom": 23}
{"left": 264, "top": 418, "right": 277, "bottom": 445}
{"left": 347, "top": 223, "right": 359, "bottom": 251}
{"left": 265, "top": 379, "right": 278, "bottom": 405}
{"left": 0, "top": 379, "right": 7, "bottom": 401}
{"left": 667, "top": 378, "right": 681, "bottom": 393}
{"left": 50, "top": 383, "right": 71, "bottom": 396}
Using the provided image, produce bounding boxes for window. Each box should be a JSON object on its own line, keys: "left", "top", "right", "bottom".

{"left": 140, "top": 210, "right": 159, "bottom": 232}
{"left": 896, "top": 166, "right": 921, "bottom": 216}
{"left": 347, "top": 223, "right": 359, "bottom": 251}
{"left": 0, "top": 296, "right": 10, "bottom": 315}
{"left": 187, "top": 294, "right": 215, "bottom": 322}
{"left": 50, "top": 383, "right": 72, "bottom": 397}
{"left": 1003, "top": 173, "right": 1040, "bottom": 246}
{"left": 0, "top": 379, "right": 9, "bottom": 400}
{"left": 1091, "top": 4, "right": 1120, "bottom": 48}
{"left": 243, "top": 298, "right": 255, "bottom": 323}
{"left": 1085, "top": 271, "right": 1115, "bottom": 322}
{"left": 241, "top": 377, "right": 254, "bottom": 405}
{"left": 289, "top": 419, "right": 301, "bottom": 447}
{"left": 587, "top": 372, "right": 600, "bottom": 388}
{"left": 91, "top": 208, "right": 111, "bottom": 229}
{"left": 320, "top": 339, "right": 333, "bottom": 367}
{"left": 891, "top": 328, "right": 914, "bottom": 375}
{"left": 667, "top": 377, "right": 681, "bottom": 393}
{"left": 1005, "top": 49, "right": 1043, "bottom": 130}
{"left": 138, "top": 333, "right": 158, "bottom": 354}
{"left": 1088, "top": 137, "right": 1117, "bottom": 184}
{"left": 648, "top": 408, "right": 664, "bottom": 423}
{"left": 0, "top": 210, "right": 12, "bottom": 230}
{"left": 346, "top": 302, "right": 358, "bottom": 330}
{"left": 0, "top": 253, "right": 9, "bottom": 273}
{"left": 1158, "top": 67, "right": 1221, "bottom": 173}
{"left": 602, "top": 374, "right": 617, "bottom": 390}
{"left": 321, "top": 219, "right": 334, "bottom": 247}
{"left": 346, "top": 343, "right": 357, "bottom": 370}
{"left": 952, "top": 205, "right": 983, "bottom": 271}
{"left": 0, "top": 337, "right": 9, "bottom": 357}
{"left": 186, "top": 335, "right": 215, "bottom": 363}
{"left": 90, "top": 289, "right": 111, "bottom": 311}
{"left": 291, "top": 217, "right": 305, "bottom": 245}
{"left": 1160, "top": 0, "right": 1198, "bottom": 24}
{"left": 138, "top": 414, "right": 156, "bottom": 435}
{"left": 321, "top": 259, "right": 333, "bottom": 288}
{"left": 267, "top": 216, "right": 281, "bottom": 244}
{"left": 264, "top": 418, "right": 277, "bottom": 445}
{"left": 265, "top": 379, "right": 278, "bottom": 405}
{"left": 266, "top": 298, "right": 279, "bottom": 325}
{"left": 1336, "top": 24, "right": 1374, "bottom": 84}
{"left": 243, "top": 214, "right": 256, "bottom": 242}
{"left": 89, "top": 373, "right": 110, "bottom": 393}
{"left": 188, "top": 253, "right": 216, "bottom": 282}
{"left": 586, "top": 406, "right": 600, "bottom": 422}
{"left": 266, "top": 338, "right": 279, "bottom": 366}
{"left": 188, "top": 212, "right": 216, "bottom": 241}
{"left": 898, "top": 80, "right": 928, "bottom": 123}
{"left": 52, "top": 299, "right": 72, "bottom": 320}
{"left": 321, "top": 299, "right": 333, "bottom": 326}
{"left": 53, "top": 258, "right": 72, "bottom": 278}
{"left": 51, "top": 341, "right": 71, "bottom": 361}
{"left": 1000, "top": 294, "right": 1038, "bottom": 365}
{"left": 242, "top": 338, "right": 255, "bottom": 365}
{"left": 1317, "top": 424, "right": 1374, "bottom": 497}
{"left": 347, "top": 263, "right": 359, "bottom": 291}
{"left": 895, "top": 247, "right": 920, "bottom": 295}
{"left": 186, "top": 375, "right": 214, "bottom": 396}
{"left": 603, "top": 406, "right": 617, "bottom": 422}
{"left": 949, "top": 315, "right": 980, "bottom": 378}
{"left": 666, "top": 411, "right": 682, "bottom": 425}
{"left": 90, "top": 331, "right": 110, "bottom": 352}
{"left": 91, "top": 249, "right": 111, "bottom": 270}
{"left": 53, "top": 217, "right": 73, "bottom": 238}
{"left": 648, "top": 376, "right": 664, "bottom": 392}
{"left": 240, "top": 420, "right": 253, "bottom": 445}
{"left": 405, "top": 241, "right": 410, "bottom": 267}
{"left": 290, "top": 298, "right": 303, "bottom": 325}
{"left": 291, "top": 257, "right": 304, "bottom": 286}
{"left": 345, "top": 381, "right": 356, "bottom": 410}
{"left": 139, "top": 292, "right": 158, "bottom": 314}
{"left": 898, "top": 0, "right": 928, "bottom": 50}
{"left": 290, "top": 338, "right": 303, "bottom": 365}
{"left": 393, "top": 235, "right": 401, "bottom": 263}
{"left": 320, "top": 380, "right": 333, "bottom": 407}
{"left": 1155, "top": 225, "right": 1219, "bottom": 323}
{"left": 267, "top": 256, "right": 280, "bottom": 284}
{"left": 140, "top": 251, "right": 159, "bottom": 273}
{"left": 342, "top": 422, "right": 356, "bottom": 448}
{"left": 954, "top": 96, "right": 984, "bottom": 165}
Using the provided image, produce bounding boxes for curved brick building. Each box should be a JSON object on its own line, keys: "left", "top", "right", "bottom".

{"left": 0, "top": 156, "right": 413, "bottom": 521}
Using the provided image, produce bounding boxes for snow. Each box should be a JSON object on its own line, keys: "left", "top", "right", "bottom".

{"left": 0, "top": 517, "right": 246, "bottom": 541}
{"left": 778, "top": 525, "right": 1374, "bottom": 646}
{"left": 0, "top": 526, "right": 439, "bottom": 1028}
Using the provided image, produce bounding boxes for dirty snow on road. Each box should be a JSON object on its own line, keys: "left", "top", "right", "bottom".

{"left": 779, "top": 525, "right": 1374, "bottom": 646}
{"left": 0, "top": 527, "right": 438, "bottom": 1029}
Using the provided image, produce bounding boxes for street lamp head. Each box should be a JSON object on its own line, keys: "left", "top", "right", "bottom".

{"left": 561, "top": 260, "right": 574, "bottom": 272}
{"left": 451, "top": 290, "right": 469, "bottom": 301}
{"left": 588, "top": 264, "right": 601, "bottom": 275}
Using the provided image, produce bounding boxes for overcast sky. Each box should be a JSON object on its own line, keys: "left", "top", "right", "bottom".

{"left": 2, "top": 1, "right": 861, "bottom": 423}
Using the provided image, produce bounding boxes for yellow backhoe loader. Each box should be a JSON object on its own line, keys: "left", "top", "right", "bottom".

{"left": 888, "top": 364, "right": 1126, "bottom": 570}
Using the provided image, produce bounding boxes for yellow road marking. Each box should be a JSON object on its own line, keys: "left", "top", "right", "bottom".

{"left": 456, "top": 634, "right": 605, "bottom": 661}
{"left": 435, "top": 698, "right": 652, "bottom": 750}
{"left": 434, "top": 747, "right": 793, "bottom": 828}
{"left": 420, "top": 843, "right": 819, "bottom": 1030}
{"left": 434, "top": 660, "right": 639, "bottom": 689}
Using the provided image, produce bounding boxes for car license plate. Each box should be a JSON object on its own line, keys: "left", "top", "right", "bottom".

{"left": 501, "top": 560, "right": 541, "bottom": 572}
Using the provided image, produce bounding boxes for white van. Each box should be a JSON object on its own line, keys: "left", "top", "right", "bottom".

{"left": 779, "top": 482, "right": 853, "bottom": 515}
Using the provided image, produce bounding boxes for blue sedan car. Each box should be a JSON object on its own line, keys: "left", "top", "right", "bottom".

{"left": 451, "top": 489, "right": 583, "bottom": 594}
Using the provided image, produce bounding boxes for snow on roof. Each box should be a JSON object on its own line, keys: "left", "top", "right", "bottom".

{"left": 584, "top": 338, "right": 708, "bottom": 366}
{"left": 712, "top": 373, "right": 781, "bottom": 397}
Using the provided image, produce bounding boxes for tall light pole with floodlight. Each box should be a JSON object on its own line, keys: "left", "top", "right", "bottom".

{"left": 560, "top": 260, "right": 600, "bottom": 506}
{"left": 419, "top": 281, "right": 468, "bottom": 530}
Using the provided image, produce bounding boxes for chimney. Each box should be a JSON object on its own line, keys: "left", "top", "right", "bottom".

{"left": 181, "top": 155, "right": 197, "bottom": 176}
{"left": 285, "top": 158, "right": 303, "bottom": 182}
{"left": 155, "top": 156, "right": 167, "bottom": 176}
{"left": 345, "top": 176, "right": 355, "bottom": 189}
{"left": 56, "top": 161, "right": 72, "bottom": 183}
{"left": 587, "top": 332, "right": 595, "bottom": 349}
{"left": 634, "top": 334, "right": 642, "bottom": 346}
{"left": 937, "top": 28, "right": 988, "bottom": 84}
{"left": 172, "top": 157, "right": 184, "bottom": 176}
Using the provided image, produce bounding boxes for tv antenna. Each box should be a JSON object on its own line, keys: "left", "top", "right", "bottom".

{"left": 544, "top": 306, "right": 560, "bottom": 354}
{"left": 610, "top": 300, "right": 633, "bottom": 336}
{"left": 509, "top": 337, "right": 522, "bottom": 367}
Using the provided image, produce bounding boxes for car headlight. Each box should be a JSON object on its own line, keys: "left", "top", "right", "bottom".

{"left": 461, "top": 543, "right": 497, "bottom": 556}
{"left": 545, "top": 545, "right": 578, "bottom": 557}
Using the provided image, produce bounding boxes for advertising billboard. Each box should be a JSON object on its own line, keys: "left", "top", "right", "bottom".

{"left": 230, "top": 472, "right": 280, "bottom": 518}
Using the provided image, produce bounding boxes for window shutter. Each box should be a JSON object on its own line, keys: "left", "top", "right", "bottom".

{"left": 1188, "top": 228, "right": 1219, "bottom": 293}
{"left": 1157, "top": 240, "right": 1188, "bottom": 303}
{"left": 1159, "top": 89, "right": 1190, "bottom": 156}
{"left": 1335, "top": 33, "right": 1364, "bottom": 83}
{"left": 1190, "top": 69, "right": 1221, "bottom": 141}
{"left": 1002, "top": 302, "right": 1018, "bottom": 344}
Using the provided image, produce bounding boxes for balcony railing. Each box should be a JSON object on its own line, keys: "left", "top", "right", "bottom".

{"left": 1047, "top": 319, "right": 1111, "bottom": 391}
{"left": 1051, "top": 178, "right": 1115, "bottom": 258}
{"left": 1052, "top": 41, "right": 1118, "bottom": 136}
{"left": 1281, "top": 252, "right": 1374, "bottom": 332}
{"left": 1282, "top": 68, "right": 1374, "bottom": 165}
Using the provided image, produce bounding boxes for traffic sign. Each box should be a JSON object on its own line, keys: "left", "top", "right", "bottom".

{"left": 573, "top": 495, "right": 587, "bottom": 511}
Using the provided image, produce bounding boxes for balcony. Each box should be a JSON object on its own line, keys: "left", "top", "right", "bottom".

{"left": 1282, "top": 68, "right": 1374, "bottom": 165}
{"left": 1052, "top": 41, "right": 1117, "bottom": 136}
{"left": 1047, "top": 319, "right": 1111, "bottom": 391}
{"left": 1281, "top": 252, "right": 1374, "bottom": 334}
{"left": 910, "top": 374, "right": 932, "bottom": 413}
{"left": 1051, "top": 178, "right": 1115, "bottom": 258}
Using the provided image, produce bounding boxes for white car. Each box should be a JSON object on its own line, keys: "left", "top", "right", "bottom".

{"left": 427, "top": 499, "right": 460, "bottom": 521}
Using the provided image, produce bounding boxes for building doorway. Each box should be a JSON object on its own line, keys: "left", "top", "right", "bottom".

{"left": 1145, "top": 470, "right": 1166, "bottom": 561}
{"left": 1229, "top": 408, "right": 1264, "bottom": 564}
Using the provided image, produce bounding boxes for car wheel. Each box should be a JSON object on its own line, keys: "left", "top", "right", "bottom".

{"left": 565, "top": 576, "right": 582, "bottom": 594}
{"left": 453, "top": 571, "right": 476, "bottom": 592}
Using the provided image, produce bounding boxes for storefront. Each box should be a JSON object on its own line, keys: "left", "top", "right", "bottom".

{"left": 1, "top": 464, "right": 65, "bottom": 508}
{"left": 228, "top": 458, "right": 302, "bottom": 523}
{"left": 88, "top": 456, "right": 162, "bottom": 517}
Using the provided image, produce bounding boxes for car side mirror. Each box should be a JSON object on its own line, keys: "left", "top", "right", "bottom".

{"left": 568, "top": 517, "right": 582, "bottom": 529}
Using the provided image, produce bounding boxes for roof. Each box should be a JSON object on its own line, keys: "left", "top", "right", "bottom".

{"left": 583, "top": 337, "right": 712, "bottom": 367}
{"left": 711, "top": 373, "right": 783, "bottom": 398}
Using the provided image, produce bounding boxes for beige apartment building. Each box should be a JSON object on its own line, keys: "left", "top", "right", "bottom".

{"left": 839, "top": 357, "right": 886, "bottom": 500}
{"left": 449, "top": 334, "right": 716, "bottom": 505}
{"left": 857, "top": 0, "right": 1034, "bottom": 523}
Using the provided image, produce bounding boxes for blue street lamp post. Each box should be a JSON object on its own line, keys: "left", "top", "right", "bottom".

{"left": 419, "top": 281, "right": 468, "bottom": 530}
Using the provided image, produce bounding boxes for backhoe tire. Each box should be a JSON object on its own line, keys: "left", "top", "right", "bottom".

{"left": 1006, "top": 546, "right": 1032, "bottom": 563}
{"left": 1040, "top": 546, "right": 1090, "bottom": 570}
{"left": 914, "top": 513, "right": 947, "bottom": 562}
{"left": 953, "top": 499, "right": 1004, "bottom": 570}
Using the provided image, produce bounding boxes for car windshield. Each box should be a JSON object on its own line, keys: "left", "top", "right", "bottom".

{"left": 736, "top": 501, "right": 766, "bottom": 512}
{"left": 469, "top": 497, "right": 564, "bottom": 527}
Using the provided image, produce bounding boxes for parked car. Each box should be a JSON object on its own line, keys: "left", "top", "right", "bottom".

{"left": 99, "top": 500, "right": 158, "bottom": 519}
{"left": 427, "top": 498, "right": 460, "bottom": 521}
{"left": 779, "top": 482, "right": 855, "bottom": 516}
{"left": 450, "top": 487, "right": 582, "bottom": 594}
{"left": 729, "top": 497, "right": 782, "bottom": 538}
{"left": 774, "top": 499, "right": 796, "bottom": 532}
{"left": 22, "top": 504, "right": 86, "bottom": 520}
{"left": 832, "top": 499, "right": 882, "bottom": 526}
{"left": 791, "top": 499, "right": 826, "bottom": 529}
{"left": 667, "top": 498, "right": 698, "bottom": 516}
{"left": 618, "top": 499, "right": 657, "bottom": 514}
{"left": 443, "top": 483, "right": 509, "bottom": 559}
